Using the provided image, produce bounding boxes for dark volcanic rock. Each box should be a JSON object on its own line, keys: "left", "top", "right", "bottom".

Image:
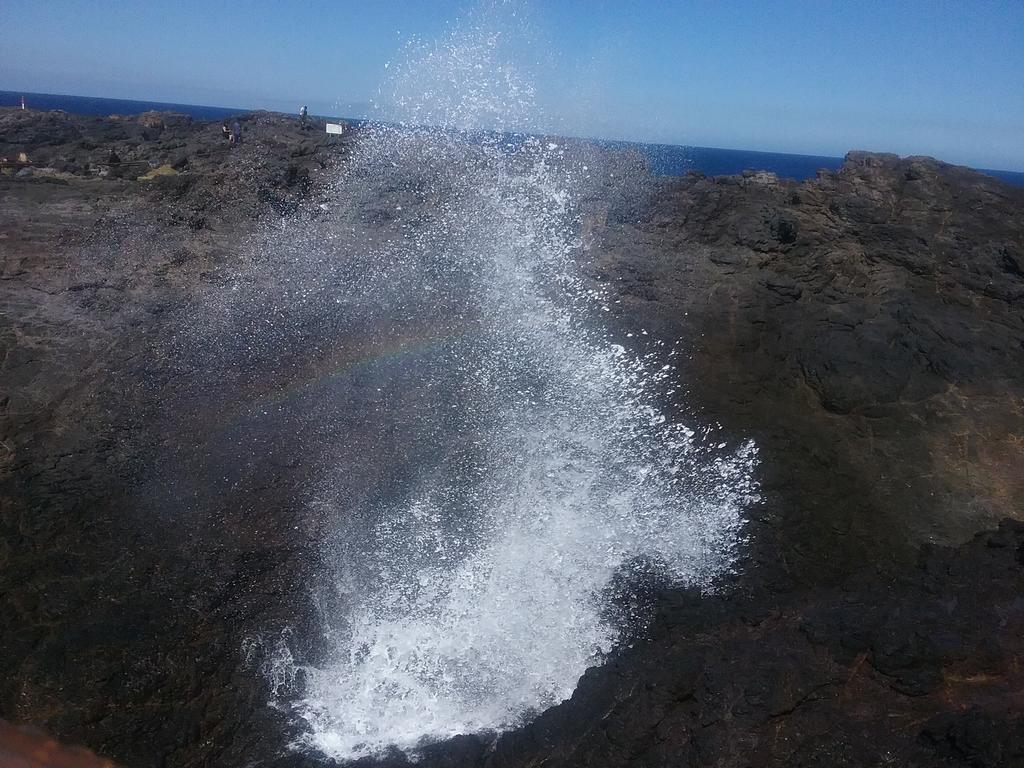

{"left": 1, "top": 108, "right": 355, "bottom": 767}
{"left": 589, "top": 150, "right": 1024, "bottom": 585}
{"left": 1, "top": 108, "right": 1023, "bottom": 768}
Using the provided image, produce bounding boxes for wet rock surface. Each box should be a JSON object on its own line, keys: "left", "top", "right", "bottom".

{"left": 1, "top": 109, "right": 1023, "bottom": 767}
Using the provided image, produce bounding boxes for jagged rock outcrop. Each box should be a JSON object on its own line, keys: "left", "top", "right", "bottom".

{"left": 590, "top": 150, "right": 1024, "bottom": 586}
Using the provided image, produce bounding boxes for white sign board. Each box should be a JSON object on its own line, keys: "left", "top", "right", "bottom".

{"left": 325, "top": 123, "right": 345, "bottom": 135}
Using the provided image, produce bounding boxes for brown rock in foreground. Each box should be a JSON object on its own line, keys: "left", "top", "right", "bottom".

{"left": 0, "top": 719, "right": 117, "bottom": 768}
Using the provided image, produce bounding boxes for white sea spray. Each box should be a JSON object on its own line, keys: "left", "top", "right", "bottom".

{"left": 245, "top": 3, "right": 763, "bottom": 761}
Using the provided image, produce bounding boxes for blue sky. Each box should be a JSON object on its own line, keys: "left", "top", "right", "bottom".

{"left": 1, "top": 0, "right": 1021, "bottom": 170}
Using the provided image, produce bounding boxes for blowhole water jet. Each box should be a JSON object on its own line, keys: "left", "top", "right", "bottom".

{"left": 237, "top": 3, "right": 760, "bottom": 761}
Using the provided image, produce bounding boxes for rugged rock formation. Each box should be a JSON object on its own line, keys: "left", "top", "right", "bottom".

{"left": 1, "top": 109, "right": 1022, "bottom": 767}
{"left": 589, "top": 150, "right": 1024, "bottom": 587}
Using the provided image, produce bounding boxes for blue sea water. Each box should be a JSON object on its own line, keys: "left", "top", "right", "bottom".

{"left": 608, "top": 139, "right": 1024, "bottom": 188}
{"left": 0, "top": 90, "right": 245, "bottom": 122}
{"left": 2, "top": 90, "right": 1022, "bottom": 188}
{"left": 606, "top": 139, "right": 846, "bottom": 181}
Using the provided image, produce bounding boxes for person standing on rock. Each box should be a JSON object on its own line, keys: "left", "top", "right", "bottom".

{"left": 299, "top": 105, "right": 308, "bottom": 127}
{"left": 230, "top": 120, "right": 242, "bottom": 145}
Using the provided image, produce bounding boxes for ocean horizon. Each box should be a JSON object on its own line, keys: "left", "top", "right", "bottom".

{"left": 2, "top": 90, "right": 1022, "bottom": 187}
